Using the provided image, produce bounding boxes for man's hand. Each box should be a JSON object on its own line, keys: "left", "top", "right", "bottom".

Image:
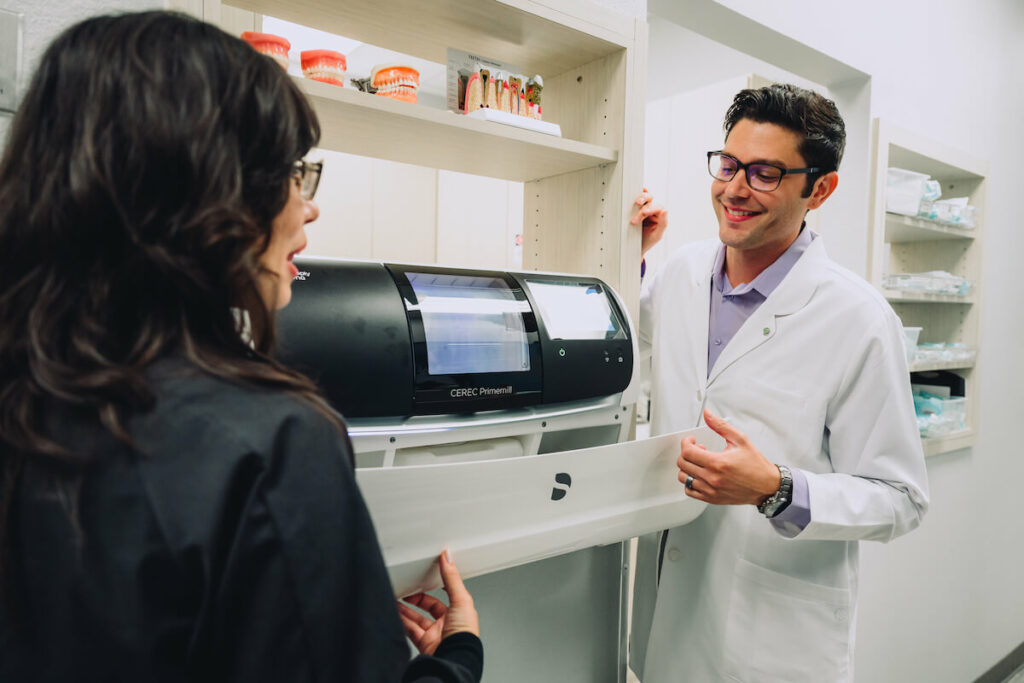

{"left": 631, "top": 189, "right": 668, "bottom": 258}
{"left": 676, "top": 409, "right": 781, "bottom": 506}
{"left": 398, "top": 550, "right": 479, "bottom": 656}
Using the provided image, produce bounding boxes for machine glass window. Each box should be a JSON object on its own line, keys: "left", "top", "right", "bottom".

{"left": 407, "top": 272, "right": 532, "bottom": 375}
{"left": 525, "top": 280, "right": 626, "bottom": 340}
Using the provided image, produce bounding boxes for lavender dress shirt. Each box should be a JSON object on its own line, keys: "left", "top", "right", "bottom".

{"left": 707, "top": 227, "right": 813, "bottom": 532}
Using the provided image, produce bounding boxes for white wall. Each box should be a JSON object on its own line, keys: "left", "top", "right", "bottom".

{"left": 646, "top": 2, "right": 1024, "bottom": 681}
{"left": 302, "top": 149, "right": 525, "bottom": 270}
{"left": 0, "top": 0, "right": 163, "bottom": 144}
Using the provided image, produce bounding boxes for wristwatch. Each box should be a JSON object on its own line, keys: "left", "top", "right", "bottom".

{"left": 757, "top": 464, "right": 793, "bottom": 519}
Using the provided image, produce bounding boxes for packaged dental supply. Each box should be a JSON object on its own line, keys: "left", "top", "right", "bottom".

{"left": 911, "top": 343, "right": 977, "bottom": 365}
{"left": 886, "top": 167, "right": 929, "bottom": 216}
{"left": 902, "top": 327, "right": 922, "bottom": 364}
{"left": 916, "top": 180, "right": 943, "bottom": 220}
{"left": 883, "top": 271, "right": 972, "bottom": 296}
{"left": 912, "top": 387, "right": 967, "bottom": 438}
{"left": 922, "top": 179, "right": 942, "bottom": 201}
{"left": 932, "top": 197, "right": 975, "bottom": 227}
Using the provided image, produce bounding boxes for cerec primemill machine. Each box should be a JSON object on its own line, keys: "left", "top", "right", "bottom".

{"left": 277, "top": 258, "right": 715, "bottom": 683}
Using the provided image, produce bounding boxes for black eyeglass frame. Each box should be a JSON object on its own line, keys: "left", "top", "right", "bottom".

{"left": 292, "top": 159, "right": 324, "bottom": 200}
{"left": 706, "top": 151, "right": 820, "bottom": 192}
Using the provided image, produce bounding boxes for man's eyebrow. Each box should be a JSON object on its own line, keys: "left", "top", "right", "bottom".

{"left": 722, "top": 152, "right": 790, "bottom": 167}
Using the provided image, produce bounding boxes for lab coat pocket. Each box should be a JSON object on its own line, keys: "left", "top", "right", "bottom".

{"left": 723, "top": 558, "right": 852, "bottom": 683}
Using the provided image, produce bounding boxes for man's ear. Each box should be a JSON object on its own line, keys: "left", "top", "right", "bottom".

{"left": 806, "top": 171, "right": 838, "bottom": 210}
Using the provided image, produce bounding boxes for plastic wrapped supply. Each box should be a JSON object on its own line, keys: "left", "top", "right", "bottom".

{"left": 883, "top": 271, "right": 973, "bottom": 296}
{"left": 911, "top": 343, "right": 977, "bottom": 366}
{"left": 886, "top": 167, "right": 929, "bottom": 215}
{"left": 240, "top": 32, "right": 290, "bottom": 71}
{"left": 913, "top": 389, "right": 967, "bottom": 437}
{"left": 902, "top": 327, "right": 922, "bottom": 364}
{"left": 371, "top": 64, "right": 420, "bottom": 103}
{"left": 301, "top": 49, "right": 346, "bottom": 87}
{"left": 933, "top": 197, "right": 976, "bottom": 227}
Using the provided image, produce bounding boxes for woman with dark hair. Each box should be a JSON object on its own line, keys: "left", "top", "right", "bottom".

{"left": 0, "top": 11, "right": 481, "bottom": 682}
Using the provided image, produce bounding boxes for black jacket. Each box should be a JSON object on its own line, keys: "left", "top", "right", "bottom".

{"left": 0, "top": 358, "right": 482, "bottom": 682}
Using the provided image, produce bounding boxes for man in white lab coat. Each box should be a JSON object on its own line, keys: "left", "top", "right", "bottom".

{"left": 629, "top": 84, "right": 929, "bottom": 682}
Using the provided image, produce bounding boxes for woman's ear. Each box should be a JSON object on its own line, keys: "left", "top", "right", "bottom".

{"left": 806, "top": 171, "right": 839, "bottom": 210}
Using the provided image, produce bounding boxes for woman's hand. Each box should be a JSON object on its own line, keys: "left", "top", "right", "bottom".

{"left": 398, "top": 550, "right": 479, "bottom": 655}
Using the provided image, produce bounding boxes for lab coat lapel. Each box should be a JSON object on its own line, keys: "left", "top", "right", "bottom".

{"left": 682, "top": 251, "right": 715, "bottom": 383}
{"left": 706, "top": 236, "right": 828, "bottom": 386}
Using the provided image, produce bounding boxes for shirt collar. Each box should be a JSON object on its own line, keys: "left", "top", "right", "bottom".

{"left": 712, "top": 224, "right": 816, "bottom": 297}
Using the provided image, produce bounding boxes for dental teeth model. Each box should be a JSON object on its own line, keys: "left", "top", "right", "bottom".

{"left": 371, "top": 64, "right": 421, "bottom": 104}
{"left": 240, "top": 32, "right": 290, "bottom": 71}
{"left": 301, "top": 50, "right": 347, "bottom": 87}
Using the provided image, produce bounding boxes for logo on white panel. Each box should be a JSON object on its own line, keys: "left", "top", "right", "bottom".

{"left": 550, "top": 472, "right": 572, "bottom": 501}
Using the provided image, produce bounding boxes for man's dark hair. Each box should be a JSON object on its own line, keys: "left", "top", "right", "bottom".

{"left": 724, "top": 83, "right": 846, "bottom": 197}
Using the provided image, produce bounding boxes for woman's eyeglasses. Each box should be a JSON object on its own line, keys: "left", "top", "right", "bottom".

{"left": 292, "top": 159, "right": 324, "bottom": 200}
{"left": 707, "top": 151, "right": 819, "bottom": 192}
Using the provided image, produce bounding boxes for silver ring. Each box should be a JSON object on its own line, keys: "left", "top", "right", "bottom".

{"left": 685, "top": 474, "right": 695, "bottom": 490}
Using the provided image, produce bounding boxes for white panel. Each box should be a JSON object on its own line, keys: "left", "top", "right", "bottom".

{"left": 436, "top": 170, "right": 509, "bottom": 270}
{"left": 357, "top": 427, "right": 720, "bottom": 597}
{"left": 370, "top": 160, "right": 437, "bottom": 263}
{"left": 303, "top": 149, "right": 373, "bottom": 258}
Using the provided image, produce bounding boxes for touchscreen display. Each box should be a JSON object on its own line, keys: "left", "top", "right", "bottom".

{"left": 407, "top": 272, "right": 531, "bottom": 375}
{"left": 525, "top": 280, "right": 626, "bottom": 341}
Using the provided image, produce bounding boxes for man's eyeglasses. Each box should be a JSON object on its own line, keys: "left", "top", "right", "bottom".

{"left": 292, "top": 159, "right": 323, "bottom": 200}
{"left": 707, "top": 151, "right": 819, "bottom": 193}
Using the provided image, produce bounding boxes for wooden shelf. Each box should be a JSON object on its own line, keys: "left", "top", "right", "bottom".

{"left": 883, "top": 290, "right": 975, "bottom": 304}
{"left": 884, "top": 212, "right": 976, "bottom": 243}
{"left": 228, "top": 0, "right": 631, "bottom": 76}
{"left": 299, "top": 78, "right": 618, "bottom": 182}
{"left": 922, "top": 429, "right": 975, "bottom": 458}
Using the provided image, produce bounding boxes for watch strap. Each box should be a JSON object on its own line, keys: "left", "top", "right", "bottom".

{"left": 757, "top": 464, "right": 793, "bottom": 518}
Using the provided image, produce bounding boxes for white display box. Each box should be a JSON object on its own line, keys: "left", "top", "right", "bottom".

{"left": 886, "top": 167, "right": 929, "bottom": 216}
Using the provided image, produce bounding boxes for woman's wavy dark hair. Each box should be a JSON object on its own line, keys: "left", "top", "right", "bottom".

{"left": 0, "top": 11, "right": 331, "bottom": 596}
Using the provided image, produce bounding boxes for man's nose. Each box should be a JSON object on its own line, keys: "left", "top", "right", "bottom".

{"left": 722, "top": 169, "right": 752, "bottom": 197}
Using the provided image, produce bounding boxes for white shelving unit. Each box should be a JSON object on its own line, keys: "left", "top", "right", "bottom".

{"left": 169, "top": 2, "right": 649, "bottom": 681}
{"left": 175, "top": 0, "right": 648, "bottom": 320}
{"left": 868, "top": 119, "right": 988, "bottom": 458}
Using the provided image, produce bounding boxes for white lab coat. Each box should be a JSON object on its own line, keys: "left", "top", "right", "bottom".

{"left": 630, "top": 236, "right": 929, "bottom": 683}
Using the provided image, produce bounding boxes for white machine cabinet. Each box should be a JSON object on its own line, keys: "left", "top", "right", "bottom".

{"left": 274, "top": 258, "right": 712, "bottom": 683}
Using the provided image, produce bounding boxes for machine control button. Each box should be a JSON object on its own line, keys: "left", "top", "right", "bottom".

{"left": 558, "top": 348, "right": 566, "bottom": 357}
{"left": 617, "top": 356, "right": 623, "bottom": 363}
{"left": 667, "top": 548, "right": 682, "bottom": 562}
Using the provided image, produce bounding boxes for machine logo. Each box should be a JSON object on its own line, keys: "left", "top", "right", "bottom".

{"left": 550, "top": 472, "right": 572, "bottom": 501}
